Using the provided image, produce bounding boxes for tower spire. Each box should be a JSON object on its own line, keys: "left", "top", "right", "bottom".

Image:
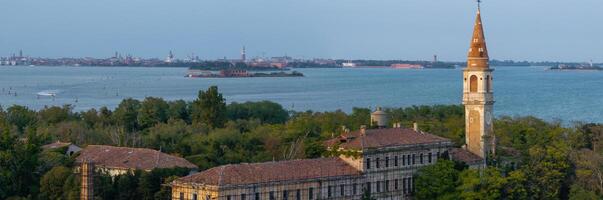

{"left": 467, "top": 0, "right": 489, "bottom": 69}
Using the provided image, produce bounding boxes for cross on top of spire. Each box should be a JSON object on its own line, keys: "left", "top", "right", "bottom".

{"left": 477, "top": 0, "right": 482, "bottom": 12}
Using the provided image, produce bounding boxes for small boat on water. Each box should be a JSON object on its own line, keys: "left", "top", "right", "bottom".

{"left": 37, "top": 90, "right": 58, "bottom": 99}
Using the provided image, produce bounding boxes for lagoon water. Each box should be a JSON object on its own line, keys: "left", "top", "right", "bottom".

{"left": 0, "top": 66, "right": 602, "bottom": 123}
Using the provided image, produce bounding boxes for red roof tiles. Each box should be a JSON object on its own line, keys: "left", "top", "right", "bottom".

{"left": 449, "top": 148, "right": 483, "bottom": 165}
{"left": 76, "top": 145, "right": 197, "bottom": 171}
{"left": 325, "top": 128, "right": 451, "bottom": 150}
{"left": 176, "top": 157, "right": 361, "bottom": 186}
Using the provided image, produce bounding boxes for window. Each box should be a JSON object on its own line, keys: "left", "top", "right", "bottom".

{"left": 428, "top": 153, "right": 433, "bottom": 163}
{"left": 486, "top": 75, "right": 491, "bottom": 92}
{"left": 193, "top": 194, "right": 198, "bottom": 200}
{"left": 269, "top": 191, "right": 275, "bottom": 200}
{"left": 407, "top": 155, "right": 411, "bottom": 165}
{"left": 402, "top": 155, "right": 406, "bottom": 166}
{"left": 366, "top": 158, "right": 371, "bottom": 169}
{"left": 385, "top": 157, "right": 389, "bottom": 168}
{"left": 283, "top": 190, "right": 288, "bottom": 200}
{"left": 180, "top": 193, "right": 184, "bottom": 200}
{"left": 309, "top": 188, "right": 314, "bottom": 200}
{"left": 403, "top": 178, "right": 408, "bottom": 194}
{"left": 394, "top": 156, "right": 398, "bottom": 167}
{"left": 296, "top": 189, "right": 301, "bottom": 200}
{"left": 376, "top": 157, "right": 380, "bottom": 168}
{"left": 353, "top": 183, "right": 357, "bottom": 195}
{"left": 226, "top": 195, "right": 231, "bottom": 200}
{"left": 470, "top": 75, "right": 478, "bottom": 92}
{"left": 395, "top": 179, "right": 399, "bottom": 190}
{"left": 420, "top": 153, "right": 424, "bottom": 164}
{"left": 255, "top": 192, "right": 260, "bottom": 200}
{"left": 340, "top": 185, "right": 345, "bottom": 196}
{"left": 386, "top": 180, "right": 390, "bottom": 192}
{"left": 412, "top": 154, "right": 416, "bottom": 165}
{"left": 410, "top": 177, "right": 414, "bottom": 193}
{"left": 377, "top": 181, "right": 381, "bottom": 192}
{"left": 366, "top": 182, "right": 372, "bottom": 194}
{"left": 328, "top": 186, "right": 333, "bottom": 197}
{"left": 241, "top": 194, "right": 246, "bottom": 200}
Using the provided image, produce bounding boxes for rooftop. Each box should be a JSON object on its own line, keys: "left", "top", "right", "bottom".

{"left": 42, "top": 141, "right": 74, "bottom": 150}
{"left": 175, "top": 157, "right": 361, "bottom": 186}
{"left": 325, "top": 127, "right": 451, "bottom": 150}
{"left": 76, "top": 145, "right": 197, "bottom": 171}
{"left": 449, "top": 148, "right": 484, "bottom": 165}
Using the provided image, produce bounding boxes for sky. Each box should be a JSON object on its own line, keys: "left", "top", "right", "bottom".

{"left": 1, "top": 0, "right": 602, "bottom": 62}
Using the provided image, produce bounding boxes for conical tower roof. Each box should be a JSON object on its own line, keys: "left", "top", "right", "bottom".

{"left": 467, "top": 6, "right": 490, "bottom": 69}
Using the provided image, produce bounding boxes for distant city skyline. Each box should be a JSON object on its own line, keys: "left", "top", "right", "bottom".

{"left": 1, "top": 0, "right": 602, "bottom": 62}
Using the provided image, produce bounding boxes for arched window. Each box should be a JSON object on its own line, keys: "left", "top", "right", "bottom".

{"left": 469, "top": 75, "right": 478, "bottom": 92}
{"left": 486, "top": 75, "right": 491, "bottom": 92}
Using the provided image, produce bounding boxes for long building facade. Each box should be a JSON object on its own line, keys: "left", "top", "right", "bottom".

{"left": 171, "top": 121, "right": 456, "bottom": 200}
{"left": 171, "top": 4, "right": 491, "bottom": 200}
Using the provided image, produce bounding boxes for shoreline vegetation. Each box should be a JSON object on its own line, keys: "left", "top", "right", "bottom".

{"left": 1, "top": 86, "right": 602, "bottom": 199}
{"left": 9, "top": 57, "right": 603, "bottom": 69}
{"left": 549, "top": 64, "right": 603, "bottom": 71}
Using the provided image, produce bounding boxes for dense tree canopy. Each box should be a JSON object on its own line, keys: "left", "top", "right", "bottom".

{"left": 0, "top": 86, "right": 602, "bottom": 199}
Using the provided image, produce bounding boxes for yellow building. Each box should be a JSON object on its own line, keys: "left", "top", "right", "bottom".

{"left": 171, "top": 3, "right": 492, "bottom": 200}
{"left": 170, "top": 109, "right": 477, "bottom": 200}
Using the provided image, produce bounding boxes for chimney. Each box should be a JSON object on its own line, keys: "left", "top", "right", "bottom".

{"left": 360, "top": 125, "right": 367, "bottom": 136}
{"left": 413, "top": 122, "right": 419, "bottom": 132}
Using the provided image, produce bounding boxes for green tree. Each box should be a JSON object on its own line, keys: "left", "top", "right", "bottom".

{"left": 0, "top": 131, "right": 42, "bottom": 199}
{"left": 192, "top": 86, "right": 226, "bottom": 128}
{"left": 505, "top": 170, "right": 529, "bottom": 200}
{"left": 569, "top": 184, "right": 600, "bottom": 200}
{"left": 143, "top": 119, "right": 192, "bottom": 155}
{"left": 39, "top": 166, "right": 71, "bottom": 200}
{"left": 226, "top": 101, "right": 289, "bottom": 124}
{"left": 38, "top": 105, "right": 75, "bottom": 125}
{"left": 6, "top": 105, "right": 37, "bottom": 133}
{"left": 167, "top": 100, "right": 190, "bottom": 123}
{"left": 138, "top": 97, "right": 169, "bottom": 129}
{"left": 457, "top": 168, "right": 507, "bottom": 200}
{"left": 414, "top": 160, "right": 460, "bottom": 200}
{"left": 114, "top": 98, "right": 141, "bottom": 132}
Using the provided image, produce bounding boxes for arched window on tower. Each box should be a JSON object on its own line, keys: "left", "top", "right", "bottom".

{"left": 470, "top": 75, "right": 478, "bottom": 92}
{"left": 486, "top": 75, "right": 491, "bottom": 92}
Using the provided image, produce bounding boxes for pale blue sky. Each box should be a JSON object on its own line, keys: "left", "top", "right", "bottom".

{"left": 1, "top": 0, "right": 601, "bottom": 62}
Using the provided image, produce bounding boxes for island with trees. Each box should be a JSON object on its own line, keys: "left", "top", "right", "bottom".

{"left": 1, "top": 86, "right": 602, "bottom": 199}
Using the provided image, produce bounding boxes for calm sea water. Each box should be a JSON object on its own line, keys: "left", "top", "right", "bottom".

{"left": 0, "top": 66, "right": 602, "bottom": 123}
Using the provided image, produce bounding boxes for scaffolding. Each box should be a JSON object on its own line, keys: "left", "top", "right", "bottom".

{"left": 80, "top": 161, "right": 95, "bottom": 200}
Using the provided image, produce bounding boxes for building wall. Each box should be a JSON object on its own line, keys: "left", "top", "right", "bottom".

{"left": 172, "top": 183, "right": 219, "bottom": 200}
{"left": 462, "top": 69, "right": 494, "bottom": 158}
{"left": 361, "top": 143, "right": 450, "bottom": 200}
{"left": 171, "top": 142, "right": 453, "bottom": 200}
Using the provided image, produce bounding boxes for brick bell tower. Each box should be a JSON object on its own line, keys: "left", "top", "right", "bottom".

{"left": 463, "top": 1, "right": 495, "bottom": 160}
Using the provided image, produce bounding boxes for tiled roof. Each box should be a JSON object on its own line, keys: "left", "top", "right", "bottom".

{"left": 76, "top": 145, "right": 197, "bottom": 171}
{"left": 42, "top": 141, "right": 73, "bottom": 149}
{"left": 450, "top": 148, "right": 483, "bottom": 165}
{"left": 325, "top": 128, "right": 451, "bottom": 150}
{"left": 176, "top": 157, "right": 361, "bottom": 186}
